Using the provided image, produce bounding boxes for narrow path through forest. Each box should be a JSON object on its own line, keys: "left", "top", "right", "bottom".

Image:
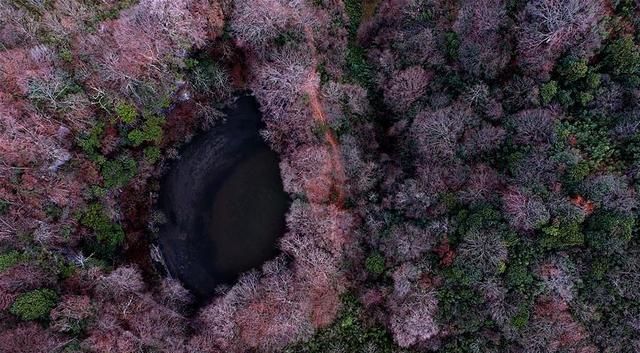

{"left": 303, "top": 26, "right": 347, "bottom": 207}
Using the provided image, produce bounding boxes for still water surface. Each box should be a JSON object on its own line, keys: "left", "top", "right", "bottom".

{"left": 158, "top": 95, "right": 289, "bottom": 298}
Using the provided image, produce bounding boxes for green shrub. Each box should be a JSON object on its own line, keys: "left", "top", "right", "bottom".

{"left": 540, "top": 222, "right": 584, "bottom": 249}
{"left": 100, "top": 155, "right": 137, "bottom": 189}
{"left": 558, "top": 57, "right": 589, "bottom": 82}
{"left": 440, "top": 336, "right": 499, "bottom": 353}
{"left": 365, "top": 252, "right": 385, "bottom": 276}
{"left": 344, "top": 0, "right": 363, "bottom": 36}
{"left": 127, "top": 115, "right": 164, "bottom": 147}
{"left": 505, "top": 241, "right": 540, "bottom": 295}
{"left": 0, "top": 250, "right": 22, "bottom": 272}
{"left": 58, "top": 47, "right": 73, "bottom": 63}
{"left": 585, "top": 211, "right": 635, "bottom": 251}
{"left": 115, "top": 102, "right": 137, "bottom": 124}
{"left": 605, "top": 36, "right": 640, "bottom": 76}
{"left": 44, "top": 202, "right": 63, "bottom": 221}
{"left": 345, "top": 43, "right": 372, "bottom": 87}
{"left": 444, "top": 31, "right": 460, "bottom": 60}
{"left": 589, "top": 257, "right": 609, "bottom": 281}
{"left": 437, "top": 284, "right": 485, "bottom": 333}
{"left": 80, "top": 203, "right": 125, "bottom": 259}
{"left": 539, "top": 80, "right": 558, "bottom": 105}
{"left": 556, "top": 89, "right": 574, "bottom": 107}
{"left": 454, "top": 206, "right": 502, "bottom": 239}
{"left": 565, "top": 161, "right": 591, "bottom": 184}
{"left": 284, "top": 294, "right": 394, "bottom": 353}
{"left": 577, "top": 91, "right": 594, "bottom": 106}
{"left": 585, "top": 71, "right": 601, "bottom": 89}
{"left": 10, "top": 289, "right": 58, "bottom": 321}
{"left": 0, "top": 199, "right": 8, "bottom": 215}
{"left": 511, "top": 304, "right": 530, "bottom": 329}
{"left": 557, "top": 120, "right": 614, "bottom": 170}
{"left": 143, "top": 146, "right": 161, "bottom": 164}
{"left": 77, "top": 123, "right": 105, "bottom": 158}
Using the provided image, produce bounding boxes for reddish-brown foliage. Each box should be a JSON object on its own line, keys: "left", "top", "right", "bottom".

{"left": 570, "top": 195, "right": 596, "bottom": 215}
{"left": 435, "top": 237, "right": 456, "bottom": 267}
{"left": 0, "top": 323, "right": 64, "bottom": 353}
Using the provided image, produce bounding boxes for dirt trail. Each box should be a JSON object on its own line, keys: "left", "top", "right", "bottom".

{"left": 303, "top": 26, "right": 347, "bottom": 206}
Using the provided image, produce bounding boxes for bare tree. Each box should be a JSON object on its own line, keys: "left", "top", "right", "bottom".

{"left": 502, "top": 187, "right": 550, "bottom": 231}
{"left": 517, "top": 0, "right": 605, "bottom": 76}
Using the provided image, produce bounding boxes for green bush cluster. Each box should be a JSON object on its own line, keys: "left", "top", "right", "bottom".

{"left": 605, "top": 36, "right": 640, "bottom": 76}
{"left": 444, "top": 31, "right": 460, "bottom": 60}
{"left": 540, "top": 221, "right": 584, "bottom": 249}
{"left": 143, "top": 146, "right": 161, "bottom": 164}
{"left": 115, "top": 102, "right": 138, "bottom": 124}
{"left": 558, "top": 57, "right": 589, "bottom": 82}
{"left": 100, "top": 155, "right": 137, "bottom": 189}
{"left": 437, "top": 284, "right": 485, "bottom": 333}
{"left": 454, "top": 206, "right": 502, "bottom": 240}
{"left": 345, "top": 43, "right": 373, "bottom": 87}
{"left": 0, "top": 199, "right": 8, "bottom": 215}
{"left": 344, "top": 0, "right": 363, "bottom": 36}
{"left": 511, "top": 304, "right": 531, "bottom": 330}
{"left": 10, "top": 289, "right": 58, "bottom": 321}
{"left": 80, "top": 203, "right": 125, "bottom": 259}
{"left": 550, "top": 55, "right": 603, "bottom": 107}
{"left": 186, "top": 58, "right": 231, "bottom": 95}
{"left": 505, "top": 241, "right": 539, "bottom": 295}
{"left": 284, "top": 294, "right": 394, "bottom": 353}
{"left": 557, "top": 119, "right": 615, "bottom": 170}
{"left": 127, "top": 115, "right": 164, "bottom": 147}
{"left": 77, "top": 123, "right": 105, "bottom": 158}
{"left": 539, "top": 80, "right": 558, "bottom": 105}
{"left": 585, "top": 211, "right": 635, "bottom": 252}
{"left": 365, "top": 252, "right": 385, "bottom": 276}
{"left": 45, "top": 202, "right": 63, "bottom": 221}
{"left": 0, "top": 250, "right": 23, "bottom": 272}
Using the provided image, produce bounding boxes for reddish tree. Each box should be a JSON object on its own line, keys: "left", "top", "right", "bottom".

{"left": 235, "top": 271, "right": 314, "bottom": 352}
{"left": 580, "top": 174, "right": 637, "bottom": 215}
{"left": 509, "top": 108, "right": 558, "bottom": 145}
{"left": 458, "top": 164, "right": 503, "bottom": 206}
{"left": 231, "top": 0, "right": 294, "bottom": 50}
{"left": 411, "top": 104, "right": 473, "bottom": 162}
{"left": 521, "top": 296, "right": 597, "bottom": 353}
{"left": 0, "top": 323, "right": 63, "bottom": 353}
{"left": 50, "top": 295, "right": 93, "bottom": 333}
{"left": 536, "top": 256, "right": 577, "bottom": 303}
{"left": 96, "top": 266, "right": 145, "bottom": 301}
{"left": 279, "top": 145, "right": 334, "bottom": 203}
{"left": 384, "top": 66, "right": 432, "bottom": 113}
{"left": 454, "top": 0, "right": 511, "bottom": 78}
{"left": 381, "top": 223, "right": 441, "bottom": 263}
{"left": 0, "top": 263, "right": 50, "bottom": 294}
{"left": 462, "top": 124, "right": 506, "bottom": 157}
{"left": 283, "top": 200, "right": 353, "bottom": 256}
{"left": 387, "top": 263, "right": 439, "bottom": 347}
{"left": 340, "top": 135, "right": 378, "bottom": 197}
{"left": 251, "top": 49, "right": 316, "bottom": 150}
{"left": 158, "top": 278, "right": 192, "bottom": 312}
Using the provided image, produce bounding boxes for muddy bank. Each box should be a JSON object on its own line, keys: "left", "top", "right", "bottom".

{"left": 157, "top": 95, "right": 289, "bottom": 298}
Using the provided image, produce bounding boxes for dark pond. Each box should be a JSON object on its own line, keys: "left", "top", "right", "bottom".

{"left": 157, "top": 95, "right": 289, "bottom": 298}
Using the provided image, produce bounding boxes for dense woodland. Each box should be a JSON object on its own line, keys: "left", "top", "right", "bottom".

{"left": 1, "top": 0, "right": 640, "bottom": 352}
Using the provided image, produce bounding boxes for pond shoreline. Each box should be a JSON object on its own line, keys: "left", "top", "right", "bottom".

{"left": 157, "top": 95, "right": 289, "bottom": 299}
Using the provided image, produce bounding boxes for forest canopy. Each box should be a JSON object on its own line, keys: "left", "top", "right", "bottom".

{"left": 1, "top": 0, "right": 640, "bottom": 353}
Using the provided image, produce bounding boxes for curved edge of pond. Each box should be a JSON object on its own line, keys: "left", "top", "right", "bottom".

{"left": 156, "top": 95, "right": 290, "bottom": 300}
